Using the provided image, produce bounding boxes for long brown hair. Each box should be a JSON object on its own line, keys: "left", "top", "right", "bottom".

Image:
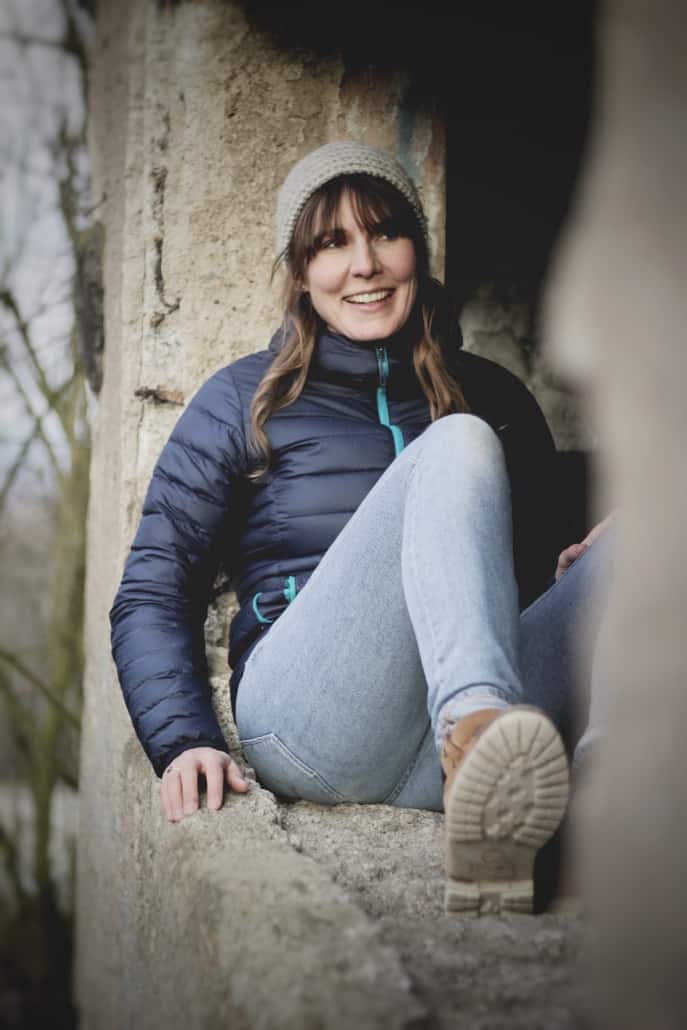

{"left": 247, "top": 173, "right": 469, "bottom": 479}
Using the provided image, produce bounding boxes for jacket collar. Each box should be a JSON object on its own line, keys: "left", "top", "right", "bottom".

{"left": 267, "top": 288, "right": 463, "bottom": 398}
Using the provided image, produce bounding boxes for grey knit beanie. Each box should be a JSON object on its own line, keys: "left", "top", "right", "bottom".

{"left": 275, "top": 140, "right": 428, "bottom": 261}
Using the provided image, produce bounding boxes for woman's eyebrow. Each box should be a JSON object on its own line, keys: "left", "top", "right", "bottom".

{"left": 312, "top": 226, "right": 344, "bottom": 247}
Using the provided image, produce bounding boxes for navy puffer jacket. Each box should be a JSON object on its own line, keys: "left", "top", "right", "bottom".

{"left": 110, "top": 315, "right": 561, "bottom": 778}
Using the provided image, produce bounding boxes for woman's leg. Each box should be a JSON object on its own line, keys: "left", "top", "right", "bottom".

{"left": 514, "top": 528, "right": 615, "bottom": 908}
{"left": 518, "top": 527, "right": 615, "bottom": 758}
{"left": 386, "top": 531, "right": 614, "bottom": 810}
{"left": 235, "top": 414, "right": 521, "bottom": 812}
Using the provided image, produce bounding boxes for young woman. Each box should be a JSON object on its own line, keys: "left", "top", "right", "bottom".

{"left": 110, "top": 140, "right": 612, "bottom": 915}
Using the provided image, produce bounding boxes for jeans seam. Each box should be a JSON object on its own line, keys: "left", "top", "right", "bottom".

{"left": 405, "top": 445, "right": 447, "bottom": 704}
{"left": 239, "top": 732, "right": 348, "bottom": 803}
{"left": 381, "top": 721, "right": 432, "bottom": 804}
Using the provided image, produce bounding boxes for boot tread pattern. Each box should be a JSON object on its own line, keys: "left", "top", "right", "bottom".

{"left": 444, "top": 707, "right": 569, "bottom": 916}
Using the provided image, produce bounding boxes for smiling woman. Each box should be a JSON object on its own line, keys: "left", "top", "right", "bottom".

{"left": 109, "top": 139, "right": 614, "bottom": 916}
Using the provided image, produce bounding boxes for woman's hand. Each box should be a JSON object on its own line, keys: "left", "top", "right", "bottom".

{"left": 161, "top": 746, "right": 249, "bottom": 823}
{"left": 555, "top": 510, "right": 616, "bottom": 583}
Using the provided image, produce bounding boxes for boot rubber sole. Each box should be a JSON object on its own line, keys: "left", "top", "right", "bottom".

{"left": 444, "top": 706, "right": 569, "bottom": 916}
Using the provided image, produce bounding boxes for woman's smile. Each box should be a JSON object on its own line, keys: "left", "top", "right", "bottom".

{"left": 345, "top": 288, "right": 393, "bottom": 303}
{"left": 343, "top": 287, "right": 396, "bottom": 312}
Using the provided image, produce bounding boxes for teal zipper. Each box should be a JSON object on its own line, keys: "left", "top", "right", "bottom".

{"left": 283, "top": 576, "right": 297, "bottom": 603}
{"left": 375, "top": 345, "right": 405, "bottom": 456}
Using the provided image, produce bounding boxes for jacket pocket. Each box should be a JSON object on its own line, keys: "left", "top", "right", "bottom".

{"left": 239, "top": 732, "right": 346, "bottom": 805}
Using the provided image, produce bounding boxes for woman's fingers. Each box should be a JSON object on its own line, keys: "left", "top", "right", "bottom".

{"left": 205, "top": 755, "right": 249, "bottom": 810}
{"left": 161, "top": 748, "right": 249, "bottom": 822}
{"left": 225, "top": 758, "right": 250, "bottom": 794}
{"left": 204, "top": 757, "right": 224, "bottom": 811}
{"left": 556, "top": 512, "right": 618, "bottom": 583}
{"left": 162, "top": 763, "right": 184, "bottom": 822}
{"left": 181, "top": 762, "right": 200, "bottom": 817}
{"left": 161, "top": 773, "right": 172, "bottom": 820}
{"left": 160, "top": 751, "right": 202, "bottom": 822}
{"left": 555, "top": 542, "right": 589, "bottom": 582}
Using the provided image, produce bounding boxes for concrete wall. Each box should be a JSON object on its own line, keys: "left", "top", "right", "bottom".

{"left": 76, "top": 2, "right": 446, "bottom": 1028}
{"left": 460, "top": 286, "right": 590, "bottom": 453}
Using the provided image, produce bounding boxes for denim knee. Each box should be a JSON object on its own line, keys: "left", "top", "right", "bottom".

{"left": 419, "top": 412, "right": 503, "bottom": 461}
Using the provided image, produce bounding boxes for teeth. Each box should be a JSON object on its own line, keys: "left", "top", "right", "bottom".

{"left": 346, "top": 289, "right": 393, "bottom": 304}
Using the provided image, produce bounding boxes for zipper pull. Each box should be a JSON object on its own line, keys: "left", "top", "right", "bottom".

{"left": 375, "top": 345, "right": 387, "bottom": 387}
{"left": 283, "top": 576, "right": 297, "bottom": 603}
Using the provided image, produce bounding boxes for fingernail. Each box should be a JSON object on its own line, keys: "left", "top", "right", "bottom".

{"left": 174, "top": 809, "right": 183, "bottom": 820}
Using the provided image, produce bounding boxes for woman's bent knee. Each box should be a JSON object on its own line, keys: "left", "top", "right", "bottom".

{"left": 415, "top": 414, "right": 506, "bottom": 482}
{"left": 421, "top": 412, "right": 502, "bottom": 453}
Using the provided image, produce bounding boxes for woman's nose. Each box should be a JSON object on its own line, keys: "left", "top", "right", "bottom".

{"left": 350, "top": 235, "right": 380, "bottom": 277}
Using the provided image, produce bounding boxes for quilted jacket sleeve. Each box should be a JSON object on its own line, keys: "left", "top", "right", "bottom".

{"left": 109, "top": 368, "right": 246, "bottom": 778}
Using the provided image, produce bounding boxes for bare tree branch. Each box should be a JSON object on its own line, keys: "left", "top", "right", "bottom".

{"left": 0, "top": 344, "right": 66, "bottom": 480}
{"left": 0, "top": 669, "right": 79, "bottom": 791}
{"left": 0, "top": 31, "right": 69, "bottom": 51}
{"left": 0, "top": 823, "right": 29, "bottom": 909}
{"left": 0, "top": 287, "right": 71, "bottom": 438}
{"left": 0, "top": 667, "right": 35, "bottom": 774}
{"left": 0, "top": 648, "right": 81, "bottom": 730}
{"left": 0, "top": 372, "right": 77, "bottom": 509}
{"left": 0, "top": 420, "right": 44, "bottom": 511}
{"left": 59, "top": 0, "right": 90, "bottom": 115}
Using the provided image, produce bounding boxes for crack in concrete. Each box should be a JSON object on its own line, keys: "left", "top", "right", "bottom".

{"left": 271, "top": 794, "right": 439, "bottom": 1026}
{"left": 133, "top": 385, "right": 184, "bottom": 405}
{"left": 150, "top": 119, "right": 181, "bottom": 324}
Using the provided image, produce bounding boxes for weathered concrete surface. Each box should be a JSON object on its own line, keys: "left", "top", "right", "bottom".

{"left": 381, "top": 915, "right": 583, "bottom": 1030}
{"left": 461, "top": 285, "right": 589, "bottom": 453}
{"left": 282, "top": 802, "right": 446, "bottom": 921}
{"left": 543, "top": 2, "right": 687, "bottom": 1026}
{"left": 94, "top": 762, "right": 425, "bottom": 1030}
{"left": 283, "top": 802, "right": 585, "bottom": 1029}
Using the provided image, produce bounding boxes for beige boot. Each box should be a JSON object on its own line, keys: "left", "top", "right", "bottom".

{"left": 441, "top": 705, "right": 569, "bottom": 916}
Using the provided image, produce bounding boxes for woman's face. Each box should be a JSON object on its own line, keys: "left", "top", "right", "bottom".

{"left": 302, "top": 189, "right": 418, "bottom": 343}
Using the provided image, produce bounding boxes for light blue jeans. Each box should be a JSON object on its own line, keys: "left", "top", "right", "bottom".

{"left": 235, "top": 414, "right": 611, "bottom": 812}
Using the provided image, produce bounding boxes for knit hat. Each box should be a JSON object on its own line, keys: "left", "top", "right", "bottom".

{"left": 275, "top": 140, "right": 429, "bottom": 261}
